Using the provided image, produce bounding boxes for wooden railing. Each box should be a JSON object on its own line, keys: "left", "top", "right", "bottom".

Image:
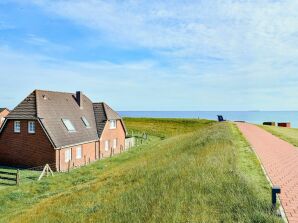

{"left": 0, "top": 170, "right": 19, "bottom": 185}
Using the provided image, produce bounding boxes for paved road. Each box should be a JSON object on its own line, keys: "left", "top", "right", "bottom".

{"left": 236, "top": 122, "right": 298, "bottom": 223}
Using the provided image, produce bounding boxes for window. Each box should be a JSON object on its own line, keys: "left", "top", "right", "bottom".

{"left": 76, "top": 146, "right": 82, "bottom": 159}
{"left": 14, "top": 121, "right": 21, "bottom": 133}
{"left": 62, "top": 119, "right": 76, "bottom": 132}
{"left": 110, "top": 120, "right": 117, "bottom": 129}
{"left": 81, "top": 116, "right": 90, "bottom": 128}
{"left": 105, "top": 140, "right": 109, "bottom": 151}
{"left": 28, "top": 121, "right": 35, "bottom": 133}
{"left": 113, "top": 138, "right": 117, "bottom": 149}
{"left": 65, "top": 149, "right": 72, "bottom": 162}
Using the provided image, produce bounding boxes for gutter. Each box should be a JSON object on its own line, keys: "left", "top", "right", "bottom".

{"left": 57, "top": 139, "right": 99, "bottom": 150}
{"left": 0, "top": 118, "right": 8, "bottom": 133}
{"left": 37, "top": 118, "right": 56, "bottom": 149}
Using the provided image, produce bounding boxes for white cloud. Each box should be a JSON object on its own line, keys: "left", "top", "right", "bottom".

{"left": 22, "top": 0, "right": 298, "bottom": 59}
{"left": 24, "top": 34, "right": 72, "bottom": 53}
{"left": 2, "top": 0, "right": 298, "bottom": 110}
{"left": 2, "top": 43, "right": 298, "bottom": 111}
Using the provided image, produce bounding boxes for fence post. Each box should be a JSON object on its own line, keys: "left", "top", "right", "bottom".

{"left": 68, "top": 160, "right": 70, "bottom": 173}
{"left": 110, "top": 147, "right": 112, "bottom": 157}
{"left": 88, "top": 157, "right": 91, "bottom": 164}
{"left": 16, "top": 169, "right": 20, "bottom": 186}
{"left": 84, "top": 155, "right": 86, "bottom": 165}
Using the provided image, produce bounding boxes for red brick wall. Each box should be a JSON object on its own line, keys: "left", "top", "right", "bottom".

{"left": 99, "top": 120, "right": 126, "bottom": 158}
{"left": 0, "top": 119, "right": 55, "bottom": 168}
{"left": 56, "top": 141, "right": 98, "bottom": 171}
{"left": 56, "top": 120, "right": 126, "bottom": 171}
{"left": 0, "top": 119, "right": 126, "bottom": 171}
{"left": 0, "top": 109, "right": 9, "bottom": 127}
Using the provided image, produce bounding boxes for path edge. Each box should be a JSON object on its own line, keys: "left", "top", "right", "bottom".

{"left": 235, "top": 123, "right": 288, "bottom": 223}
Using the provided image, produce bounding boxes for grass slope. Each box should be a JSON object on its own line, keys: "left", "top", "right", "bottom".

{"left": 260, "top": 125, "right": 298, "bottom": 146}
{"left": 123, "top": 117, "right": 214, "bottom": 138}
{"left": 0, "top": 118, "right": 281, "bottom": 222}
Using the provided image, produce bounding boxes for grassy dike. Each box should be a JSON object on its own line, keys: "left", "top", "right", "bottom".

{"left": 260, "top": 125, "right": 298, "bottom": 147}
{"left": 0, "top": 118, "right": 281, "bottom": 222}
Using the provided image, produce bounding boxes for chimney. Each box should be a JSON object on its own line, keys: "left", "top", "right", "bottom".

{"left": 76, "top": 91, "right": 83, "bottom": 109}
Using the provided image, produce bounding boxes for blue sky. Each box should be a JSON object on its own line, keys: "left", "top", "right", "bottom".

{"left": 1, "top": 0, "right": 298, "bottom": 111}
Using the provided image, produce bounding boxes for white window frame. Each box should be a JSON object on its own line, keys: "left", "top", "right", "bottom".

{"left": 105, "top": 140, "right": 109, "bottom": 151}
{"left": 110, "top": 120, "right": 117, "bottom": 129}
{"left": 76, "top": 146, "right": 82, "bottom": 159}
{"left": 28, "top": 121, "right": 35, "bottom": 134}
{"left": 113, "top": 138, "right": 117, "bottom": 149}
{"left": 65, "top": 148, "right": 72, "bottom": 163}
{"left": 14, "top": 121, "right": 21, "bottom": 133}
{"left": 61, "top": 119, "right": 76, "bottom": 132}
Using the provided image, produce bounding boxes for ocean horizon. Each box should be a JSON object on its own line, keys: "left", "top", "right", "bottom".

{"left": 119, "top": 111, "right": 298, "bottom": 128}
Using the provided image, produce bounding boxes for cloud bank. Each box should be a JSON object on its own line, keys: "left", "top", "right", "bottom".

{"left": 1, "top": 0, "right": 298, "bottom": 110}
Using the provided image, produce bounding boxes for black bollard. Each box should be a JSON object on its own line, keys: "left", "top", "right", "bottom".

{"left": 272, "top": 186, "right": 281, "bottom": 209}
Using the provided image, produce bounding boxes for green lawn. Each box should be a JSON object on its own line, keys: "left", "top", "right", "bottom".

{"left": 124, "top": 117, "right": 214, "bottom": 138}
{"left": 260, "top": 125, "right": 298, "bottom": 146}
{"left": 0, "top": 118, "right": 281, "bottom": 222}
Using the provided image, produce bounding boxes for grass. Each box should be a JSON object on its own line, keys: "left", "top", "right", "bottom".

{"left": 123, "top": 117, "right": 214, "bottom": 138}
{"left": 260, "top": 124, "right": 298, "bottom": 146}
{"left": 0, "top": 118, "right": 281, "bottom": 222}
{"left": 0, "top": 167, "right": 41, "bottom": 188}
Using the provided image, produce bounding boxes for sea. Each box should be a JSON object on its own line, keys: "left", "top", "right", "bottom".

{"left": 119, "top": 111, "right": 298, "bottom": 128}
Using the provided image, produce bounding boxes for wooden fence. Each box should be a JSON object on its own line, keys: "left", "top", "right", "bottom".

{"left": 0, "top": 169, "right": 19, "bottom": 185}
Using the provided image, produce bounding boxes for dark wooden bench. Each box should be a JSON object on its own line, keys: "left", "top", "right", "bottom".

{"left": 217, "top": 115, "right": 226, "bottom": 122}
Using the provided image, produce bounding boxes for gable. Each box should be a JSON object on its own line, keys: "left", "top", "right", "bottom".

{"left": 93, "top": 102, "right": 127, "bottom": 136}
{"left": 7, "top": 91, "right": 37, "bottom": 119}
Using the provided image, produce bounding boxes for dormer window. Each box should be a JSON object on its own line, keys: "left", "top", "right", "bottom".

{"left": 62, "top": 119, "right": 76, "bottom": 132}
{"left": 110, "top": 120, "right": 117, "bottom": 129}
{"left": 81, "top": 116, "right": 90, "bottom": 128}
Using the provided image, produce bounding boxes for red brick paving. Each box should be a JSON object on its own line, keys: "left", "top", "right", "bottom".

{"left": 236, "top": 122, "right": 298, "bottom": 223}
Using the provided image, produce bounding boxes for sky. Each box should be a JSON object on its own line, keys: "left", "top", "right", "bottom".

{"left": 1, "top": 0, "right": 298, "bottom": 111}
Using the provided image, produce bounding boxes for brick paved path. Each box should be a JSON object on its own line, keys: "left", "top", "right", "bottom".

{"left": 237, "top": 122, "right": 298, "bottom": 223}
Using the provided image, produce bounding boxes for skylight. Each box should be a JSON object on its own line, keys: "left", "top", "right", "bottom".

{"left": 81, "top": 116, "right": 90, "bottom": 128}
{"left": 62, "top": 119, "right": 76, "bottom": 132}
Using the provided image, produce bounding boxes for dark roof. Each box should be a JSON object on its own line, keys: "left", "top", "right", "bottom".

{"left": 36, "top": 90, "right": 99, "bottom": 148}
{"left": 4, "top": 90, "right": 125, "bottom": 148}
{"left": 93, "top": 103, "right": 107, "bottom": 138}
{"left": 93, "top": 102, "right": 126, "bottom": 137}
{"left": 7, "top": 91, "right": 36, "bottom": 119}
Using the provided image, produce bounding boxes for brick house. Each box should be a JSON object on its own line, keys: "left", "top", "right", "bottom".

{"left": 0, "top": 108, "right": 9, "bottom": 126}
{"left": 0, "top": 90, "right": 126, "bottom": 171}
